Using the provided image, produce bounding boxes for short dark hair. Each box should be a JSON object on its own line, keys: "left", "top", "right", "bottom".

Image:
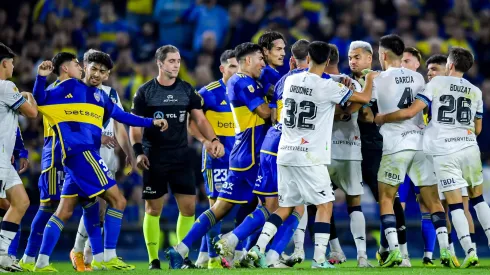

{"left": 403, "top": 47, "right": 421, "bottom": 62}
{"left": 379, "top": 34, "right": 405, "bottom": 56}
{"left": 220, "top": 49, "right": 236, "bottom": 64}
{"left": 86, "top": 51, "right": 113, "bottom": 70}
{"left": 328, "top": 44, "right": 339, "bottom": 65}
{"left": 234, "top": 42, "right": 262, "bottom": 61}
{"left": 155, "top": 45, "right": 179, "bottom": 62}
{"left": 52, "top": 52, "right": 77, "bottom": 76}
{"left": 426, "top": 54, "right": 447, "bottom": 67}
{"left": 448, "top": 47, "right": 474, "bottom": 73}
{"left": 258, "top": 31, "right": 286, "bottom": 51}
{"left": 291, "top": 39, "right": 310, "bottom": 60}
{"left": 308, "top": 41, "right": 331, "bottom": 65}
{"left": 0, "top": 43, "right": 15, "bottom": 61}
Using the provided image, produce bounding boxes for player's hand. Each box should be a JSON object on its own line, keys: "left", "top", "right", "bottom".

{"left": 21, "top": 91, "right": 32, "bottom": 99}
{"left": 136, "top": 154, "right": 150, "bottom": 170}
{"left": 366, "top": 71, "right": 380, "bottom": 80}
{"left": 101, "top": 135, "right": 117, "bottom": 149}
{"left": 341, "top": 77, "right": 353, "bottom": 90}
{"left": 126, "top": 155, "right": 138, "bottom": 174}
{"left": 210, "top": 140, "right": 225, "bottom": 158}
{"left": 374, "top": 114, "right": 385, "bottom": 126}
{"left": 38, "top": 60, "right": 54, "bottom": 76}
{"left": 153, "top": 119, "right": 168, "bottom": 132}
{"left": 18, "top": 158, "right": 29, "bottom": 174}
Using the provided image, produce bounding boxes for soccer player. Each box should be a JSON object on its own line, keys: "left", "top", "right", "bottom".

{"left": 258, "top": 31, "right": 286, "bottom": 97}
{"left": 130, "top": 45, "right": 224, "bottom": 270}
{"left": 248, "top": 41, "right": 372, "bottom": 269}
{"left": 348, "top": 40, "right": 409, "bottom": 266}
{"left": 31, "top": 52, "right": 167, "bottom": 272}
{"left": 166, "top": 42, "right": 269, "bottom": 269}
{"left": 376, "top": 47, "right": 486, "bottom": 268}
{"left": 70, "top": 49, "right": 138, "bottom": 272}
{"left": 324, "top": 44, "right": 373, "bottom": 267}
{"left": 370, "top": 34, "right": 451, "bottom": 268}
{"left": 19, "top": 52, "right": 83, "bottom": 271}
{"left": 0, "top": 42, "right": 39, "bottom": 271}
{"left": 188, "top": 49, "right": 238, "bottom": 269}
{"left": 401, "top": 47, "right": 422, "bottom": 72}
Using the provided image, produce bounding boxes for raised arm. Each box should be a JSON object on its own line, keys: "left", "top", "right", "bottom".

{"left": 33, "top": 61, "right": 54, "bottom": 104}
{"left": 374, "top": 99, "right": 427, "bottom": 126}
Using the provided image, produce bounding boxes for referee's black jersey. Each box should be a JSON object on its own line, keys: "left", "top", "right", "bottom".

{"left": 132, "top": 78, "right": 202, "bottom": 151}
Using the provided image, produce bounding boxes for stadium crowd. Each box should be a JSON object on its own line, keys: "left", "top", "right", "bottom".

{"left": 1, "top": 0, "right": 490, "bottom": 223}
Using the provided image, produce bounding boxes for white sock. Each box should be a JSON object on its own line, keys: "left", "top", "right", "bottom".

{"left": 449, "top": 243, "right": 455, "bottom": 255}
{"left": 313, "top": 233, "right": 330, "bottom": 263}
{"left": 293, "top": 229, "right": 305, "bottom": 252}
{"left": 424, "top": 251, "right": 433, "bottom": 259}
{"left": 399, "top": 243, "right": 408, "bottom": 257}
{"left": 384, "top": 227, "right": 399, "bottom": 251}
{"left": 36, "top": 254, "right": 50, "bottom": 268}
{"left": 233, "top": 249, "right": 244, "bottom": 263}
{"left": 473, "top": 202, "right": 490, "bottom": 243}
{"left": 379, "top": 245, "right": 389, "bottom": 253}
{"left": 175, "top": 242, "right": 189, "bottom": 257}
{"left": 93, "top": 252, "right": 103, "bottom": 263}
{"left": 104, "top": 249, "right": 117, "bottom": 262}
{"left": 329, "top": 238, "right": 342, "bottom": 253}
{"left": 226, "top": 233, "right": 239, "bottom": 250}
{"left": 84, "top": 246, "right": 93, "bottom": 265}
{"left": 256, "top": 222, "right": 278, "bottom": 252}
{"left": 266, "top": 249, "right": 280, "bottom": 265}
{"left": 472, "top": 242, "right": 477, "bottom": 253}
{"left": 0, "top": 229, "right": 17, "bottom": 253}
{"left": 74, "top": 219, "right": 88, "bottom": 253}
{"left": 451, "top": 209, "right": 473, "bottom": 255}
{"left": 196, "top": 252, "right": 209, "bottom": 264}
{"left": 436, "top": 227, "right": 449, "bottom": 250}
{"left": 21, "top": 254, "right": 35, "bottom": 264}
{"left": 349, "top": 211, "right": 366, "bottom": 254}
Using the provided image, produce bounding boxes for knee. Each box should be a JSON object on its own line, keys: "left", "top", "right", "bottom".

{"left": 55, "top": 206, "right": 73, "bottom": 222}
{"left": 145, "top": 203, "right": 162, "bottom": 217}
{"left": 111, "top": 196, "right": 126, "bottom": 211}
{"left": 0, "top": 198, "right": 10, "bottom": 209}
{"left": 11, "top": 196, "right": 30, "bottom": 214}
{"left": 179, "top": 206, "right": 195, "bottom": 217}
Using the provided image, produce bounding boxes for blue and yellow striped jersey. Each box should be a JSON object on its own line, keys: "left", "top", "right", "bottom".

{"left": 259, "top": 65, "right": 283, "bottom": 99}
{"left": 199, "top": 79, "right": 235, "bottom": 171}
{"left": 40, "top": 79, "right": 64, "bottom": 171}
{"left": 227, "top": 73, "right": 268, "bottom": 171}
{"left": 33, "top": 76, "right": 153, "bottom": 162}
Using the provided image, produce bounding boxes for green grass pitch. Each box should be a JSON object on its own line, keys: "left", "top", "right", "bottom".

{"left": 50, "top": 259, "right": 490, "bottom": 274}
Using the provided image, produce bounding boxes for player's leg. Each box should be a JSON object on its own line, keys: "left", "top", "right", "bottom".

{"left": 80, "top": 197, "right": 106, "bottom": 270}
{"left": 462, "top": 192, "right": 476, "bottom": 251}
{"left": 0, "top": 198, "right": 19, "bottom": 261}
{"left": 398, "top": 175, "right": 411, "bottom": 210}
{"left": 416, "top": 192, "right": 436, "bottom": 265}
{"left": 196, "top": 169, "right": 218, "bottom": 268}
{"left": 283, "top": 205, "right": 307, "bottom": 266}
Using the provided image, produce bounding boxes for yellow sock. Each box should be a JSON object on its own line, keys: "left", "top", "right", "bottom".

{"left": 143, "top": 213, "right": 160, "bottom": 263}
{"left": 176, "top": 213, "right": 195, "bottom": 243}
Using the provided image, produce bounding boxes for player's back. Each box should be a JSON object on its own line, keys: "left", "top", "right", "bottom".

{"left": 374, "top": 67, "right": 425, "bottom": 154}
{"left": 0, "top": 80, "right": 23, "bottom": 168}
{"left": 421, "top": 76, "right": 483, "bottom": 155}
{"left": 278, "top": 71, "right": 352, "bottom": 166}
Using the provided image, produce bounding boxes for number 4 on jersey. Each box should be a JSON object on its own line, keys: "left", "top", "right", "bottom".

{"left": 397, "top": 87, "right": 413, "bottom": 109}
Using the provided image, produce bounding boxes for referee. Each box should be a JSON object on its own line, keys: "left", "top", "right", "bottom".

{"left": 130, "top": 45, "right": 224, "bottom": 269}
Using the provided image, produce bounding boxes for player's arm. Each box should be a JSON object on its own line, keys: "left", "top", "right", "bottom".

{"left": 475, "top": 118, "right": 482, "bottom": 136}
{"left": 1, "top": 81, "right": 38, "bottom": 118}
{"left": 14, "top": 127, "right": 29, "bottom": 174}
{"left": 375, "top": 99, "right": 427, "bottom": 125}
{"left": 128, "top": 87, "right": 151, "bottom": 169}
{"left": 359, "top": 105, "right": 374, "bottom": 123}
{"left": 32, "top": 61, "right": 54, "bottom": 104}
{"left": 475, "top": 97, "right": 484, "bottom": 136}
{"left": 346, "top": 72, "right": 377, "bottom": 104}
{"left": 114, "top": 121, "right": 136, "bottom": 170}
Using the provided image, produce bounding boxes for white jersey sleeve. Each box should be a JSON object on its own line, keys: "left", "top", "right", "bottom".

{"left": 330, "top": 75, "right": 362, "bottom": 160}
{"left": 420, "top": 76, "right": 482, "bottom": 155}
{"left": 277, "top": 72, "right": 353, "bottom": 166}
{"left": 99, "top": 85, "right": 123, "bottom": 173}
{"left": 374, "top": 68, "right": 426, "bottom": 155}
{"left": 0, "top": 80, "right": 24, "bottom": 168}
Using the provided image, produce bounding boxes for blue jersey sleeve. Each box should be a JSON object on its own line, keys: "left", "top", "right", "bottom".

{"left": 13, "top": 127, "right": 28, "bottom": 159}
{"left": 104, "top": 92, "right": 153, "bottom": 127}
{"left": 237, "top": 80, "right": 265, "bottom": 112}
{"left": 198, "top": 87, "right": 213, "bottom": 112}
{"left": 33, "top": 75, "right": 48, "bottom": 104}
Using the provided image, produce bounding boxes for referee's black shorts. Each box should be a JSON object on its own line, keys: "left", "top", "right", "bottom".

{"left": 142, "top": 147, "right": 196, "bottom": 200}
{"left": 361, "top": 148, "right": 382, "bottom": 202}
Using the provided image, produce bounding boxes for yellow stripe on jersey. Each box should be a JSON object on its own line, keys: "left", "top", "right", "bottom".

{"left": 207, "top": 169, "right": 213, "bottom": 194}
{"left": 43, "top": 117, "right": 54, "bottom": 138}
{"left": 260, "top": 150, "right": 278, "bottom": 156}
{"left": 205, "top": 110, "right": 235, "bottom": 137}
{"left": 205, "top": 81, "right": 221, "bottom": 91}
{"left": 83, "top": 151, "right": 108, "bottom": 186}
{"left": 99, "top": 32, "right": 117, "bottom": 42}
{"left": 38, "top": 103, "right": 105, "bottom": 129}
{"left": 276, "top": 99, "right": 283, "bottom": 122}
{"left": 231, "top": 105, "right": 266, "bottom": 132}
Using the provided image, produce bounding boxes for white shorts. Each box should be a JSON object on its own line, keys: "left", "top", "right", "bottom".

{"left": 378, "top": 150, "right": 436, "bottom": 187}
{"left": 328, "top": 160, "right": 364, "bottom": 196}
{"left": 433, "top": 145, "right": 483, "bottom": 194}
{"left": 278, "top": 164, "right": 335, "bottom": 207}
{"left": 0, "top": 166, "right": 23, "bottom": 199}
{"left": 439, "top": 187, "right": 468, "bottom": 200}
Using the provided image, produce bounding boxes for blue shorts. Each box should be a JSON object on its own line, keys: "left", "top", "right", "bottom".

{"left": 218, "top": 165, "right": 258, "bottom": 204}
{"left": 61, "top": 150, "right": 116, "bottom": 199}
{"left": 253, "top": 152, "right": 278, "bottom": 198}
{"left": 203, "top": 168, "right": 228, "bottom": 199}
{"left": 39, "top": 164, "right": 64, "bottom": 202}
{"left": 398, "top": 175, "right": 420, "bottom": 203}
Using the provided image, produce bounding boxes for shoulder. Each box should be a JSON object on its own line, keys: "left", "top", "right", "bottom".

{"left": 178, "top": 78, "right": 194, "bottom": 92}
{"left": 138, "top": 78, "right": 156, "bottom": 93}
{"left": 0, "top": 80, "right": 16, "bottom": 92}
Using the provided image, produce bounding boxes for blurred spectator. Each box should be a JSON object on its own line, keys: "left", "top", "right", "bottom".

{"left": 153, "top": 0, "right": 193, "bottom": 48}
{"left": 93, "top": 1, "right": 132, "bottom": 56}
{"left": 126, "top": 0, "right": 154, "bottom": 26}
{"left": 33, "top": 0, "right": 73, "bottom": 22}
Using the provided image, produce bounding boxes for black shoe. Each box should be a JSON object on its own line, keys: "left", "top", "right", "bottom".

{"left": 423, "top": 257, "right": 435, "bottom": 266}
{"left": 182, "top": 257, "right": 197, "bottom": 269}
{"left": 149, "top": 259, "right": 161, "bottom": 270}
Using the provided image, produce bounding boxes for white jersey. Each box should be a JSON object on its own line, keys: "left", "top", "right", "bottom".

{"left": 0, "top": 80, "right": 26, "bottom": 168}
{"left": 330, "top": 74, "right": 362, "bottom": 160}
{"left": 418, "top": 76, "right": 483, "bottom": 156}
{"left": 373, "top": 67, "right": 426, "bottom": 155}
{"left": 277, "top": 71, "right": 353, "bottom": 166}
{"left": 99, "top": 85, "right": 123, "bottom": 172}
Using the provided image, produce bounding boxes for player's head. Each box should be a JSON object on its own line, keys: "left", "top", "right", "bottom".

{"left": 84, "top": 50, "right": 113, "bottom": 87}
{"left": 327, "top": 44, "right": 339, "bottom": 67}
{"left": 378, "top": 34, "right": 405, "bottom": 70}
{"left": 290, "top": 39, "right": 310, "bottom": 68}
{"left": 307, "top": 41, "right": 331, "bottom": 67}
{"left": 258, "top": 31, "right": 286, "bottom": 68}
{"left": 446, "top": 47, "right": 474, "bottom": 75}
{"left": 426, "top": 54, "right": 447, "bottom": 81}
{"left": 235, "top": 42, "right": 265, "bottom": 79}
{"left": 52, "top": 52, "right": 82, "bottom": 80}
{"left": 155, "top": 45, "right": 180, "bottom": 79}
{"left": 0, "top": 43, "right": 15, "bottom": 79}
{"left": 348, "top": 41, "right": 373, "bottom": 75}
{"left": 219, "top": 49, "right": 238, "bottom": 82}
{"left": 402, "top": 47, "right": 421, "bottom": 72}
